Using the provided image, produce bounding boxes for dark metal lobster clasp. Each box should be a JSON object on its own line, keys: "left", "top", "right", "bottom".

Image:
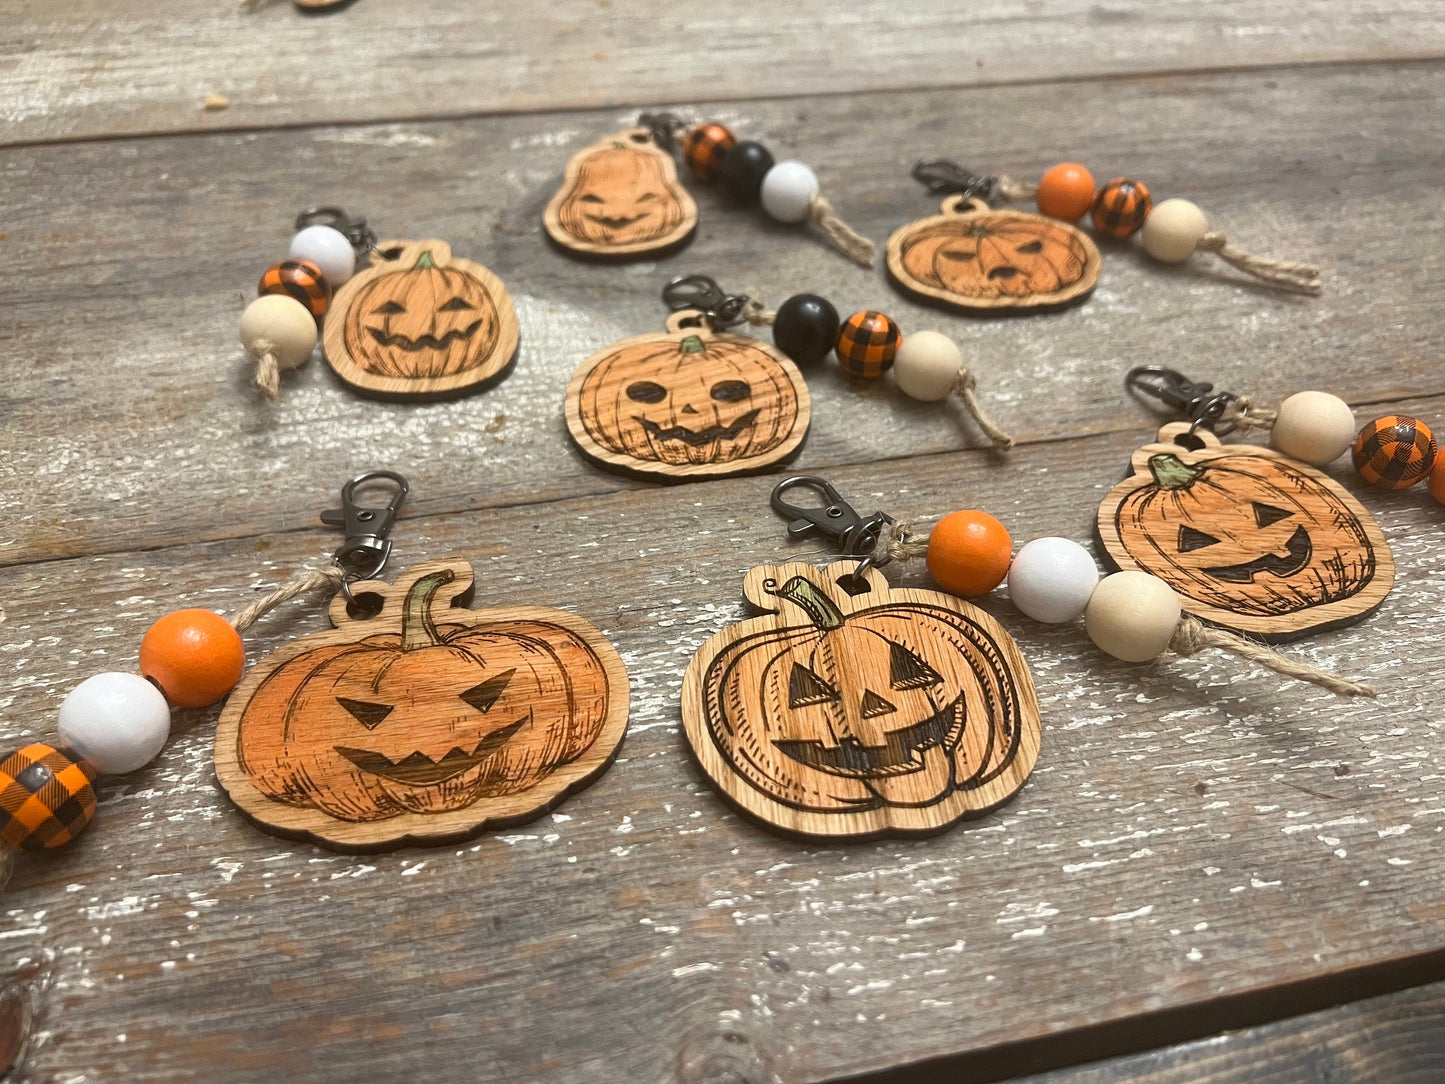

{"left": 320, "top": 470, "right": 409, "bottom": 582}
{"left": 770, "top": 476, "right": 893, "bottom": 556}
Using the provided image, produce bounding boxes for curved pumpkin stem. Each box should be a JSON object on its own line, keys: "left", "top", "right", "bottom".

{"left": 400, "top": 569, "right": 456, "bottom": 651}
{"left": 678, "top": 335, "right": 705, "bottom": 357}
{"left": 414, "top": 250, "right": 437, "bottom": 270}
{"left": 773, "top": 575, "right": 845, "bottom": 632}
{"left": 1148, "top": 453, "right": 1207, "bottom": 491}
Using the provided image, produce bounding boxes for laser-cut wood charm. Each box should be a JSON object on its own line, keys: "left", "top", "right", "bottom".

{"left": 564, "top": 311, "right": 811, "bottom": 481}
{"left": 886, "top": 196, "right": 1100, "bottom": 313}
{"left": 1096, "top": 423, "right": 1394, "bottom": 640}
{"left": 681, "top": 561, "right": 1041, "bottom": 839}
{"left": 543, "top": 128, "right": 698, "bottom": 258}
{"left": 215, "top": 559, "right": 629, "bottom": 850}
{"left": 322, "top": 239, "right": 519, "bottom": 400}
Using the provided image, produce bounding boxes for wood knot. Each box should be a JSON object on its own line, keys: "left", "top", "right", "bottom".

{"left": 676, "top": 1025, "right": 769, "bottom": 1084}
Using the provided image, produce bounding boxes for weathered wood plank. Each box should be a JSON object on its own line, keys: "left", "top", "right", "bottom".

{"left": 3, "top": 62, "right": 1444, "bottom": 567}
{"left": 4, "top": 1, "right": 1445, "bottom": 145}
{"left": 3, "top": 403, "right": 1443, "bottom": 1082}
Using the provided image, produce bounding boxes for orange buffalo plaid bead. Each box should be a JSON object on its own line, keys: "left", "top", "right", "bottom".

{"left": 1091, "top": 178, "right": 1153, "bottom": 239}
{"left": 1352, "top": 415, "right": 1438, "bottom": 489}
{"left": 683, "top": 123, "right": 737, "bottom": 183}
{"left": 0, "top": 743, "right": 97, "bottom": 851}
{"left": 836, "top": 311, "right": 901, "bottom": 378}
{"left": 258, "top": 259, "right": 331, "bottom": 319}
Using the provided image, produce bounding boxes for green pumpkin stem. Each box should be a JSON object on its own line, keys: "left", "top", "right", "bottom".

{"left": 773, "top": 575, "right": 846, "bottom": 632}
{"left": 1148, "top": 453, "right": 1206, "bottom": 490}
{"left": 413, "top": 251, "right": 437, "bottom": 270}
{"left": 400, "top": 570, "right": 456, "bottom": 651}
{"left": 679, "top": 335, "right": 706, "bottom": 356}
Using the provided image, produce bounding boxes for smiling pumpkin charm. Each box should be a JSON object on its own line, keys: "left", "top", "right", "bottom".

{"left": 322, "top": 239, "right": 519, "bottom": 399}
{"left": 544, "top": 128, "right": 697, "bottom": 258}
{"left": 565, "top": 308, "right": 810, "bottom": 481}
{"left": 886, "top": 196, "right": 1101, "bottom": 313}
{"left": 1096, "top": 423, "right": 1394, "bottom": 640}
{"left": 214, "top": 558, "right": 629, "bottom": 850}
{"left": 681, "top": 561, "right": 1041, "bottom": 839}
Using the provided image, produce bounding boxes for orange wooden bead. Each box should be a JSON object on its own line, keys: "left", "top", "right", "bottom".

{"left": 1430, "top": 457, "right": 1445, "bottom": 505}
{"left": 925, "top": 511, "right": 1013, "bottom": 598}
{"left": 1036, "top": 162, "right": 1096, "bottom": 221}
{"left": 139, "top": 609, "right": 246, "bottom": 708}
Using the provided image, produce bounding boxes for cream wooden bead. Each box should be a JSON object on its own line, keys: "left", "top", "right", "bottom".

{"left": 1271, "top": 391, "right": 1355, "bottom": 466}
{"left": 239, "top": 294, "right": 318, "bottom": 370}
{"left": 892, "top": 331, "right": 962, "bottom": 402}
{"left": 1141, "top": 198, "right": 1210, "bottom": 263}
{"left": 1085, "top": 571, "right": 1181, "bottom": 663}
{"left": 57, "top": 672, "right": 171, "bottom": 775}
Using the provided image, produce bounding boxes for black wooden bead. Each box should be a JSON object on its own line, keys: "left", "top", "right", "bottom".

{"left": 772, "top": 293, "right": 840, "bottom": 366}
{"left": 718, "top": 141, "right": 775, "bottom": 205}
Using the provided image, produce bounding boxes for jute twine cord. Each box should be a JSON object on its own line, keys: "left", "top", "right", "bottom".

{"left": 880, "top": 519, "right": 929, "bottom": 566}
{"left": 1197, "top": 232, "right": 1322, "bottom": 295}
{"left": 1222, "top": 395, "right": 1278, "bottom": 434}
{"left": 807, "top": 193, "right": 876, "bottom": 268}
{"left": 741, "top": 297, "right": 776, "bottom": 328}
{"left": 230, "top": 566, "right": 344, "bottom": 633}
{"left": 951, "top": 370, "right": 1014, "bottom": 449}
{"left": 1169, "top": 616, "right": 1374, "bottom": 697}
{"left": 252, "top": 344, "right": 282, "bottom": 400}
{"left": 995, "top": 175, "right": 1039, "bottom": 202}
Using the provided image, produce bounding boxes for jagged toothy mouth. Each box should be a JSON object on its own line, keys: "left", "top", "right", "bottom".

{"left": 365, "top": 319, "right": 484, "bottom": 352}
{"left": 1204, "top": 526, "right": 1313, "bottom": 583}
{"left": 335, "top": 717, "right": 527, "bottom": 786}
{"left": 773, "top": 695, "right": 966, "bottom": 779}
{"left": 636, "top": 410, "right": 760, "bottom": 447}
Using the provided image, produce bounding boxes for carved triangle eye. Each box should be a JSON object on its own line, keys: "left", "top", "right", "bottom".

{"left": 1253, "top": 502, "right": 1294, "bottom": 529}
{"left": 889, "top": 641, "right": 943, "bottom": 690}
{"left": 788, "top": 663, "right": 838, "bottom": 708}
{"left": 460, "top": 669, "right": 517, "bottom": 713}
{"left": 1178, "top": 525, "right": 1221, "bottom": 552}
{"left": 337, "top": 697, "right": 393, "bottom": 730}
{"left": 860, "top": 690, "right": 897, "bottom": 719}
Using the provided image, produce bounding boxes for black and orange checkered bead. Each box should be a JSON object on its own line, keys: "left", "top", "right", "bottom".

{"left": 0, "top": 743, "right": 97, "bottom": 852}
{"left": 1352, "top": 415, "right": 1438, "bottom": 489}
{"left": 1091, "top": 178, "right": 1153, "bottom": 239}
{"left": 683, "top": 123, "right": 737, "bottom": 183}
{"left": 258, "top": 259, "right": 331, "bottom": 319}
{"left": 835, "top": 311, "right": 901, "bottom": 378}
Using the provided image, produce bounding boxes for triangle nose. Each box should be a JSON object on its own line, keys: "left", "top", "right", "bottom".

{"left": 860, "top": 690, "right": 897, "bottom": 719}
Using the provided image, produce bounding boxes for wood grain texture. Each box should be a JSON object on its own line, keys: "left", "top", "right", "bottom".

{"left": 3, "top": 402, "right": 1444, "bottom": 1082}
{"left": 4, "top": 63, "right": 1445, "bottom": 568}
{"left": 5, "top": 1, "right": 1445, "bottom": 144}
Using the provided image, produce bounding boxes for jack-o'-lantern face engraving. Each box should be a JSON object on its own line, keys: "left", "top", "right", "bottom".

{"left": 887, "top": 199, "right": 1100, "bottom": 312}
{"left": 565, "top": 322, "right": 810, "bottom": 479}
{"left": 1097, "top": 425, "right": 1394, "bottom": 639}
{"left": 545, "top": 132, "right": 697, "bottom": 257}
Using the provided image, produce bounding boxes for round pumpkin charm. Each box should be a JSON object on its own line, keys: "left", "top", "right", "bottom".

{"left": 1096, "top": 423, "right": 1394, "bottom": 640}
{"left": 322, "top": 239, "right": 519, "bottom": 399}
{"left": 886, "top": 196, "right": 1101, "bottom": 313}
{"left": 215, "top": 559, "right": 629, "bottom": 849}
{"left": 544, "top": 129, "right": 697, "bottom": 258}
{"left": 681, "top": 561, "right": 1042, "bottom": 839}
{"left": 564, "top": 312, "right": 811, "bottom": 480}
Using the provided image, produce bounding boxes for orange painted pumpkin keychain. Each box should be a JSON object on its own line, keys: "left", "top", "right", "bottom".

{"left": 239, "top": 207, "right": 520, "bottom": 401}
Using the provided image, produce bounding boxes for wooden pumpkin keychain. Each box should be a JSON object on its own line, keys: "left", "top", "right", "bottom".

{"left": 240, "top": 207, "right": 520, "bottom": 401}
{"left": 544, "top": 113, "right": 874, "bottom": 266}
{"left": 888, "top": 159, "right": 1321, "bottom": 313}
{"left": 680, "top": 477, "right": 1043, "bottom": 840}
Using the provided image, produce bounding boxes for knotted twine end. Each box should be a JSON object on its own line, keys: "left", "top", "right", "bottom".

{"left": 741, "top": 296, "right": 776, "bottom": 328}
{"left": 1196, "top": 231, "right": 1322, "bottom": 295}
{"left": 230, "top": 566, "right": 344, "bottom": 633}
{"left": 994, "top": 175, "right": 1038, "bottom": 203}
{"left": 252, "top": 344, "right": 281, "bottom": 400}
{"left": 880, "top": 519, "right": 930, "bottom": 566}
{"left": 951, "top": 369, "right": 1014, "bottom": 450}
{"left": 1222, "top": 394, "right": 1278, "bottom": 434}
{"left": 807, "top": 193, "right": 876, "bottom": 268}
{"left": 1168, "top": 616, "right": 1374, "bottom": 698}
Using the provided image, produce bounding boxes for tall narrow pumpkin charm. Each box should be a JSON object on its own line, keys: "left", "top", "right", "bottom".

{"left": 544, "top": 129, "right": 697, "bottom": 258}
{"left": 323, "top": 239, "right": 519, "bottom": 399}
{"left": 214, "top": 559, "right": 629, "bottom": 850}
{"left": 1096, "top": 423, "right": 1393, "bottom": 640}
{"left": 564, "top": 311, "right": 811, "bottom": 480}
{"left": 886, "top": 196, "right": 1101, "bottom": 313}
{"left": 681, "top": 561, "right": 1041, "bottom": 839}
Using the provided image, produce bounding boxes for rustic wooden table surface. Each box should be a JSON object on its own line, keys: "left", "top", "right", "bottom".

{"left": 3, "top": 2, "right": 1445, "bottom": 1081}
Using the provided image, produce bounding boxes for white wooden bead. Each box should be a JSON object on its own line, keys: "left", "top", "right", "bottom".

{"left": 892, "top": 331, "right": 962, "bottom": 402}
{"left": 57, "top": 673, "right": 171, "bottom": 774}
{"left": 1085, "top": 571, "right": 1181, "bottom": 663}
{"left": 760, "top": 161, "right": 820, "bottom": 224}
{"left": 1007, "top": 537, "right": 1100, "bottom": 624}
{"left": 1141, "top": 198, "right": 1210, "bottom": 263}
{"left": 239, "top": 295, "right": 317, "bottom": 371}
{"left": 289, "top": 224, "right": 356, "bottom": 285}
{"left": 1271, "top": 391, "right": 1356, "bottom": 466}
